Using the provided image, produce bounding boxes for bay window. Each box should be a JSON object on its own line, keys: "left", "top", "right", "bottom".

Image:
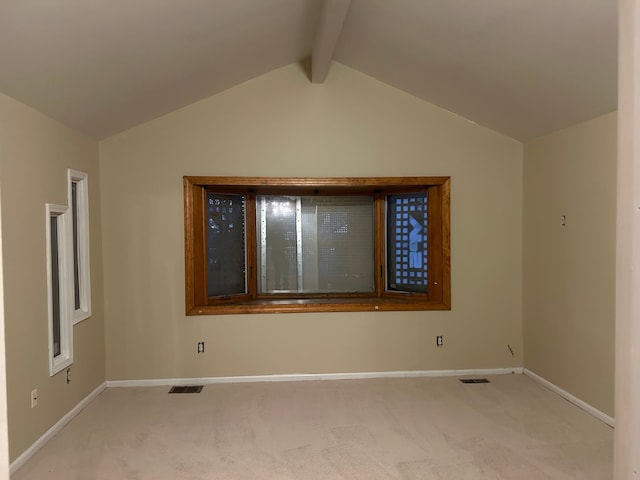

{"left": 184, "top": 176, "right": 450, "bottom": 314}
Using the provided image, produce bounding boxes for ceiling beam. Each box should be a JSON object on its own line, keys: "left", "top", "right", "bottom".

{"left": 311, "top": 0, "right": 351, "bottom": 83}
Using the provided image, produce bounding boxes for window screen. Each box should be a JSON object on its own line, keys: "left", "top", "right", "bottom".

{"left": 387, "top": 192, "right": 428, "bottom": 293}
{"left": 257, "top": 195, "right": 374, "bottom": 293}
{"left": 206, "top": 192, "right": 246, "bottom": 297}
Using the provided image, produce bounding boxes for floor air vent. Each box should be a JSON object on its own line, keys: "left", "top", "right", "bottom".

{"left": 168, "top": 385, "right": 203, "bottom": 394}
{"left": 459, "top": 378, "right": 490, "bottom": 384}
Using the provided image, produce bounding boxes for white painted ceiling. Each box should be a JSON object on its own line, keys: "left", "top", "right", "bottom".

{"left": 0, "top": 0, "right": 617, "bottom": 141}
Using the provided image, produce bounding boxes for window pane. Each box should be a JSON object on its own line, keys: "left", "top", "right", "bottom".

{"left": 206, "top": 192, "right": 246, "bottom": 297}
{"left": 258, "top": 196, "right": 298, "bottom": 291}
{"left": 387, "top": 192, "right": 428, "bottom": 293}
{"left": 50, "top": 216, "right": 61, "bottom": 357}
{"left": 258, "top": 195, "right": 374, "bottom": 293}
{"left": 71, "top": 181, "right": 81, "bottom": 310}
{"left": 315, "top": 197, "right": 374, "bottom": 292}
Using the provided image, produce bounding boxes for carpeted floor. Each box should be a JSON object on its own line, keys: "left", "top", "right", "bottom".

{"left": 12, "top": 374, "right": 613, "bottom": 479}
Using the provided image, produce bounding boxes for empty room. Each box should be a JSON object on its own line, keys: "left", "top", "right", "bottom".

{"left": 1, "top": 0, "right": 638, "bottom": 478}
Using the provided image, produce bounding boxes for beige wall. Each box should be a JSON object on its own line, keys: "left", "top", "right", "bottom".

{"left": 0, "top": 92, "right": 105, "bottom": 461}
{"left": 100, "top": 62, "right": 523, "bottom": 381}
{"left": 523, "top": 112, "right": 617, "bottom": 416}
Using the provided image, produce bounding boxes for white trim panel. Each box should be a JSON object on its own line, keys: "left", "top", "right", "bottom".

{"left": 107, "top": 368, "right": 523, "bottom": 388}
{"left": 524, "top": 369, "right": 615, "bottom": 427}
{"left": 9, "top": 382, "right": 107, "bottom": 475}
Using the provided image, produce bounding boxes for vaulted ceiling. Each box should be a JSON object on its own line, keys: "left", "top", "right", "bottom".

{"left": 0, "top": 0, "right": 617, "bottom": 141}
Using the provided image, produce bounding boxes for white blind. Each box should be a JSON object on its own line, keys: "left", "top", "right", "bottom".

{"left": 258, "top": 195, "right": 374, "bottom": 293}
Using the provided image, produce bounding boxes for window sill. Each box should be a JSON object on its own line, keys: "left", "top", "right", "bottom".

{"left": 186, "top": 297, "right": 451, "bottom": 315}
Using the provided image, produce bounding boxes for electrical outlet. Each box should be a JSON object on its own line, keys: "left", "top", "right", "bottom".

{"left": 31, "top": 389, "right": 38, "bottom": 408}
{"left": 197, "top": 341, "right": 205, "bottom": 353}
{"left": 436, "top": 335, "right": 443, "bottom": 347}
{"left": 66, "top": 367, "right": 71, "bottom": 384}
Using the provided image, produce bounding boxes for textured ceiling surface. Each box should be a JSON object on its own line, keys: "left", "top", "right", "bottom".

{"left": 0, "top": 0, "right": 617, "bottom": 140}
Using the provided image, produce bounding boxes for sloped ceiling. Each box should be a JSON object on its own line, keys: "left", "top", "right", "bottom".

{"left": 0, "top": 0, "right": 617, "bottom": 141}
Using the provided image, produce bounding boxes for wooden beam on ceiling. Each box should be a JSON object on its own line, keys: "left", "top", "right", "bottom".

{"left": 311, "top": 0, "right": 351, "bottom": 83}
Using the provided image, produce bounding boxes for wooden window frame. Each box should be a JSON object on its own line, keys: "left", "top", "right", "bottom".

{"left": 184, "top": 176, "right": 450, "bottom": 315}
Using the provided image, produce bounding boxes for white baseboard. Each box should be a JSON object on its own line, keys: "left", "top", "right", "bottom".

{"left": 10, "top": 381, "right": 107, "bottom": 475}
{"left": 523, "top": 369, "right": 615, "bottom": 427}
{"left": 106, "top": 367, "right": 523, "bottom": 388}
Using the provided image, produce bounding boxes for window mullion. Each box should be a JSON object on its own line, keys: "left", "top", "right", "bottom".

{"left": 428, "top": 185, "right": 443, "bottom": 303}
{"left": 245, "top": 192, "right": 258, "bottom": 299}
{"left": 374, "top": 192, "right": 385, "bottom": 297}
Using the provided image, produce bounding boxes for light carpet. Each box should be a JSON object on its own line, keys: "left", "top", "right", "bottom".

{"left": 12, "top": 374, "right": 613, "bottom": 479}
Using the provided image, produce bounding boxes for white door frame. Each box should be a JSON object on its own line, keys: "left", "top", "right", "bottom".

{"left": 0, "top": 179, "right": 11, "bottom": 477}
{"left": 615, "top": 0, "right": 640, "bottom": 478}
